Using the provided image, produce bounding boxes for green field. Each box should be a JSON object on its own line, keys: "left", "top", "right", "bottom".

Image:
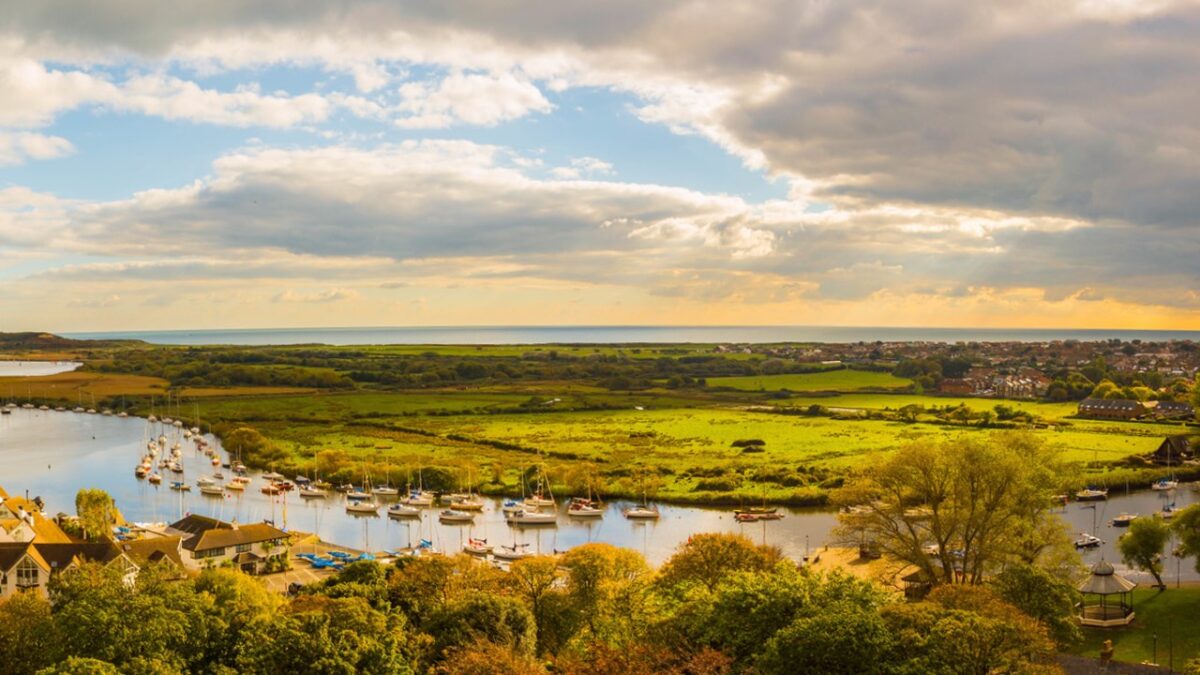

{"left": 181, "top": 389, "right": 1172, "bottom": 504}
{"left": 1072, "top": 587, "right": 1200, "bottom": 668}
{"left": 708, "top": 370, "right": 913, "bottom": 392}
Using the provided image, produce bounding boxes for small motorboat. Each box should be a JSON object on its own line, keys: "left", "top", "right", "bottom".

{"left": 225, "top": 480, "right": 245, "bottom": 491}
{"left": 200, "top": 484, "right": 225, "bottom": 496}
{"left": 1151, "top": 478, "right": 1178, "bottom": 491}
{"left": 1074, "top": 532, "right": 1103, "bottom": 549}
{"left": 387, "top": 504, "right": 421, "bottom": 518}
{"left": 1075, "top": 487, "right": 1109, "bottom": 501}
{"left": 262, "top": 471, "right": 285, "bottom": 481}
{"left": 501, "top": 499, "right": 525, "bottom": 515}
{"left": 169, "top": 481, "right": 191, "bottom": 492}
{"left": 299, "top": 487, "right": 327, "bottom": 498}
{"left": 463, "top": 538, "right": 493, "bottom": 555}
{"left": 623, "top": 504, "right": 660, "bottom": 520}
{"left": 492, "top": 544, "right": 533, "bottom": 561}
{"left": 168, "top": 462, "right": 183, "bottom": 474}
{"left": 147, "top": 473, "right": 162, "bottom": 485}
{"left": 439, "top": 509, "right": 475, "bottom": 523}
{"left": 261, "top": 483, "right": 283, "bottom": 495}
{"left": 195, "top": 476, "right": 216, "bottom": 487}
{"left": 735, "top": 511, "right": 784, "bottom": 523}
{"left": 734, "top": 506, "right": 778, "bottom": 516}
{"left": 1111, "top": 513, "right": 1138, "bottom": 527}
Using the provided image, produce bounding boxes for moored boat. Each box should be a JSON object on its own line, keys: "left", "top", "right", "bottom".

{"left": 1075, "top": 487, "right": 1109, "bottom": 501}
{"left": 387, "top": 503, "right": 421, "bottom": 518}
{"left": 439, "top": 509, "right": 474, "bottom": 523}
{"left": 505, "top": 509, "right": 557, "bottom": 525}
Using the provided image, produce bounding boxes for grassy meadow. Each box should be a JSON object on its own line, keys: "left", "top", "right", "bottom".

{"left": 1072, "top": 587, "right": 1200, "bottom": 667}
{"left": 707, "top": 370, "right": 913, "bottom": 392}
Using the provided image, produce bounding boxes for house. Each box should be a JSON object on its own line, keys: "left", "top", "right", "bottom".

{"left": 0, "top": 541, "right": 135, "bottom": 598}
{"left": 1149, "top": 400, "right": 1195, "bottom": 420}
{"left": 166, "top": 515, "right": 289, "bottom": 574}
{"left": 939, "top": 378, "right": 974, "bottom": 395}
{"left": 1148, "top": 436, "right": 1195, "bottom": 465}
{"left": 1077, "top": 398, "right": 1145, "bottom": 420}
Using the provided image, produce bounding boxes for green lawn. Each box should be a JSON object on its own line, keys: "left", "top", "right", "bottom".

{"left": 707, "top": 370, "right": 913, "bottom": 392}
{"left": 1072, "top": 587, "right": 1200, "bottom": 668}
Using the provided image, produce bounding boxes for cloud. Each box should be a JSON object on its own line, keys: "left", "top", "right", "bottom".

{"left": 551, "top": 155, "right": 615, "bottom": 179}
{"left": 272, "top": 288, "right": 360, "bottom": 303}
{"left": 394, "top": 71, "right": 552, "bottom": 128}
{"left": 0, "top": 131, "right": 73, "bottom": 165}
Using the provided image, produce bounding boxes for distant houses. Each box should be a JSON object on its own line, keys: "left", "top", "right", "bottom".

{"left": 1077, "top": 398, "right": 1145, "bottom": 420}
{"left": 937, "top": 367, "right": 1052, "bottom": 399}
{"left": 1076, "top": 398, "right": 1195, "bottom": 421}
{"left": 1148, "top": 400, "right": 1195, "bottom": 420}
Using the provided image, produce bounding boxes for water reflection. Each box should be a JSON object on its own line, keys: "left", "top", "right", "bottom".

{"left": 0, "top": 408, "right": 1195, "bottom": 573}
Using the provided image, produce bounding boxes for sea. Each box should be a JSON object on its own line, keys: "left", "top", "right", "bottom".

{"left": 60, "top": 325, "right": 1200, "bottom": 346}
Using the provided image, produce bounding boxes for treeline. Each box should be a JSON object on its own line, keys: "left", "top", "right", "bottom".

{"left": 89, "top": 346, "right": 858, "bottom": 391}
{"left": 0, "top": 535, "right": 1090, "bottom": 675}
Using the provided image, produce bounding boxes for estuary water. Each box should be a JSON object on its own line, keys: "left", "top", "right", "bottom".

{"left": 0, "top": 407, "right": 1195, "bottom": 578}
{"left": 0, "top": 360, "right": 81, "bottom": 376}
{"left": 62, "top": 325, "right": 1200, "bottom": 346}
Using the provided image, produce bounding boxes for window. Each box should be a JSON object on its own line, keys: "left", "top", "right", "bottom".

{"left": 195, "top": 547, "right": 226, "bottom": 559}
{"left": 235, "top": 544, "right": 251, "bottom": 553}
{"left": 16, "top": 557, "right": 40, "bottom": 589}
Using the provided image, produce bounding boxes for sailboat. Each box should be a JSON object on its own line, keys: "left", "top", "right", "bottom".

{"left": 735, "top": 487, "right": 783, "bottom": 522}
{"left": 623, "top": 470, "right": 660, "bottom": 520}
{"left": 373, "top": 467, "right": 400, "bottom": 496}
{"left": 345, "top": 467, "right": 379, "bottom": 514}
{"left": 493, "top": 542, "right": 533, "bottom": 561}
{"left": 1151, "top": 441, "right": 1178, "bottom": 490}
{"left": 450, "top": 469, "right": 485, "bottom": 511}
{"left": 524, "top": 463, "right": 556, "bottom": 508}
{"left": 567, "top": 481, "right": 603, "bottom": 519}
{"left": 402, "top": 467, "right": 435, "bottom": 506}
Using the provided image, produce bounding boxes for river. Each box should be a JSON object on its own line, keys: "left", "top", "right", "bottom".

{"left": 0, "top": 360, "right": 81, "bottom": 377}
{"left": 0, "top": 407, "right": 1195, "bottom": 578}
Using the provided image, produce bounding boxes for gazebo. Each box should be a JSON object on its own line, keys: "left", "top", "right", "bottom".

{"left": 1077, "top": 560, "right": 1137, "bottom": 627}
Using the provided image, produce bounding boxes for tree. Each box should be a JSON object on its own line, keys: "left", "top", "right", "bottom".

{"left": 436, "top": 641, "right": 548, "bottom": 675}
{"left": 560, "top": 544, "right": 654, "bottom": 645}
{"left": 991, "top": 563, "right": 1081, "bottom": 646}
{"left": 238, "top": 595, "right": 415, "bottom": 674}
{"left": 757, "top": 601, "right": 894, "bottom": 675}
{"left": 657, "top": 533, "right": 782, "bottom": 596}
{"left": 506, "top": 556, "right": 569, "bottom": 653}
{"left": 34, "top": 658, "right": 120, "bottom": 675}
{"left": 424, "top": 593, "right": 536, "bottom": 660}
{"left": 1171, "top": 504, "right": 1200, "bottom": 573}
{"left": 834, "top": 433, "right": 1063, "bottom": 585}
{"left": 74, "top": 488, "right": 115, "bottom": 541}
{"left": 0, "top": 592, "right": 63, "bottom": 674}
{"left": 1118, "top": 516, "right": 1170, "bottom": 588}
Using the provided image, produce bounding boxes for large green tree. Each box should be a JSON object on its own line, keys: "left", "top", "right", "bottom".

{"left": 74, "top": 489, "right": 115, "bottom": 541}
{"left": 835, "top": 433, "right": 1065, "bottom": 585}
{"left": 1118, "top": 516, "right": 1170, "bottom": 588}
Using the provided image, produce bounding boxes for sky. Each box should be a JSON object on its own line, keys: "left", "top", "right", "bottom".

{"left": 1, "top": 1, "right": 1199, "bottom": 332}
